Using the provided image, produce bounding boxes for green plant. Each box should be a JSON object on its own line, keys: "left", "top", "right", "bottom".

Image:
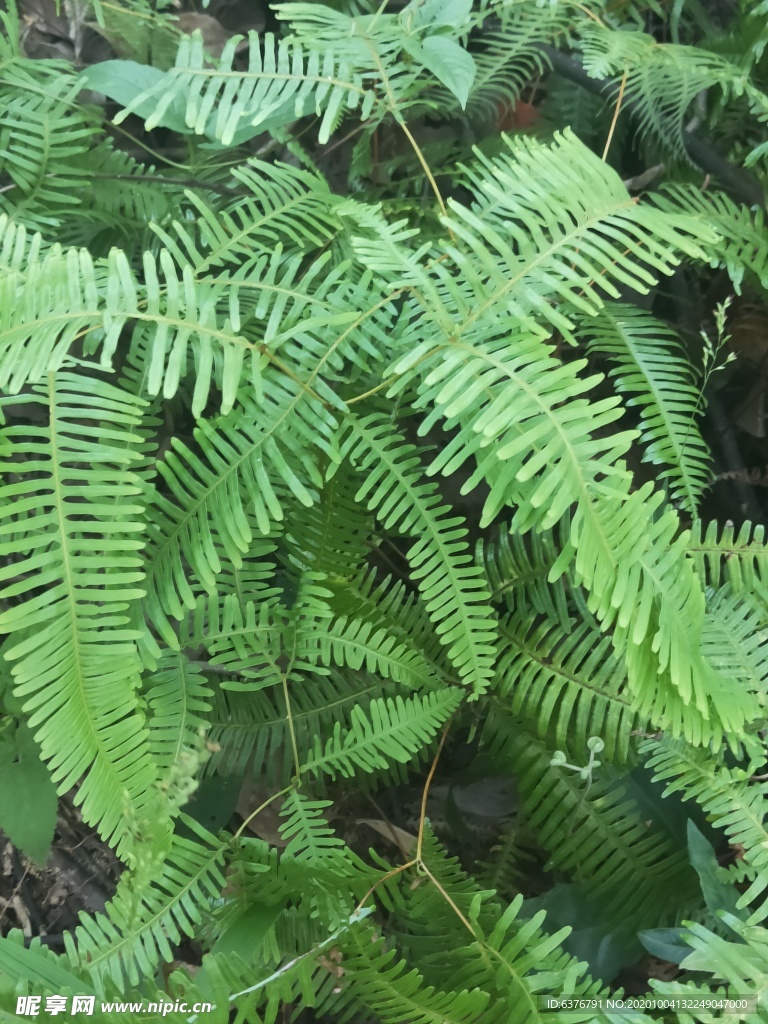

{"left": 1, "top": 0, "right": 768, "bottom": 1020}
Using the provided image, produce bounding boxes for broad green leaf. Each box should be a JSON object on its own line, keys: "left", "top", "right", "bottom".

{"left": 419, "top": 36, "right": 476, "bottom": 108}
{"left": 0, "top": 726, "right": 57, "bottom": 865}
{"left": 81, "top": 61, "right": 191, "bottom": 134}
{"left": 638, "top": 927, "right": 693, "bottom": 964}
{"left": 82, "top": 60, "right": 311, "bottom": 144}
{"left": 687, "top": 819, "right": 745, "bottom": 920}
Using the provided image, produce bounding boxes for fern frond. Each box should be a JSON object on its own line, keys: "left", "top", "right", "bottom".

{"left": 449, "top": 130, "right": 714, "bottom": 336}
{"left": 142, "top": 387, "right": 334, "bottom": 645}
{"left": 688, "top": 519, "right": 768, "bottom": 591}
{"left": 281, "top": 462, "right": 372, "bottom": 583}
{"left": 0, "top": 240, "right": 237, "bottom": 410}
{"left": 323, "top": 931, "right": 490, "bottom": 1024}
{"left": 584, "top": 304, "right": 712, "bottom": 513}
{"left": 153, "top": 161, "right": 342, "bottom": 274}
{"left": 653, "top": 913, "right": 768, "bottom": 1017}
{"left": 455, "top": 0, "right": 589, "bottom": 122}
{"left": 496, "top": 609, "right": 641, "bottom": 763}
{"left": 383, "top": 131, "right": 715, "bottom": 525}
{"left": 460, "top": 25, "right": 551, "bottom": 119}
{"left": 539, "top": 73, "right": 609, "bottom": 148}
{"left": 0, "top": 930, "right": 97, "bottom": 1009}
{"left": 182, "top": 595, "right": 287, "bottom": 692}
{"left": 1, "top": 231, "right": 371, "bottom": 416}
{"left": 362, "top": 132, "right": 736, "bottom": 740}
{"left": 579, "top": 23, "right": 754, "bottom": 156}
{"left": 0, "top": 19, "right": 98, "bottom": 228}
{"left": 645, "top": 738, "right": 768, "bottom": 923}
{"left": 398, "top": 825, "right": 499, "bottom": 967}
{"left": 652, "top": 185, "right": 768, "bottom": 292}
{"left": 64, "top": 817, "right": 227, "bottom": 990}
{"left": 114, "top": 30, "right": 376, "bottom": 146}
{"left": 59, "top": 144, "right": 178, "bottom": 254}
{"left": 475, "top": 819, "right": 530, "bottom": 900}
{"left": 275, "top": 1, "right": 418, "bottom": 63}
{"left": 0, "top": 371, "right": 166, "bottom": 850}
{"left": 745, "top": 0, "right": 768, "bottom": 63}
{"left": 509, "top": 732, "right": 696, "bottom": 924}
{"left": 327, "top": 567, "right": 449, "bottom": 678}
{"left": 701, "top": 586, "right": 768, "bottom": 708}
{"left": 84, "top": 0, "right": 181, "bottom": 67}
{"left": 279, "top": 790, "right": 346, "bottom": 865}
{"left": 400, "top": 830, "right": 601, "bottom": 1021}
{"left": 299, "top": 614, "right": 441, "bottom": 690}
{"left": 187, "top": 514, "right": 281, "bottom": 607}
{"left": 0, "top": 215, "right": 49, "bottom": 277}
{"left": 448, "top": 894, "right": 601, "bottom": 1020}
{"left": 612, "top": 496, "right": 758, "bottom": 740}
{"left": 390, "top": 322, "right": 632, "bottom": 531}
{"left": 203, "top": 672, "right": 391, "bottom": 783}
{"left": 302, "top": 691, "right": 462, "bottom": 779}
{"left": 144, "top": 651, "right": 213, "bottom": 777}
{"left": 477, "top": 523, "right": 577, "bottom": 632}
{"left": 178, "top": 905, "right": 376, "bottom": 1024}
{"left": 339, "top": 411, "right": 498, "bottom": 693}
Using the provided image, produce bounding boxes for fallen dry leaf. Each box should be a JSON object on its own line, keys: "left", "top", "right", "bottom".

{"left": 358, "top": 818, "right": 417, "bottom": 857}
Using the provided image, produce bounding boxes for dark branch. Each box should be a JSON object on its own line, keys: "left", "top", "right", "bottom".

{"left": 537, "top": 44, "right": 766, "bottom": 210}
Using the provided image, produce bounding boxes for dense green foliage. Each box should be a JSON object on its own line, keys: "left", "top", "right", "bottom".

{"left": 1, "top": 0, "right": 768, "bottom": 1020}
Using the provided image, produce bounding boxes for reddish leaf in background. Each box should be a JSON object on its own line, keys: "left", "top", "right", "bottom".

{"left": 498, "top": 100, "right": 540, "bottom": 132}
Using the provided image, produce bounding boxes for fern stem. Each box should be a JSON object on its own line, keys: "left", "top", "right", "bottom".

{"left": 572, "top": 2, "right": 605, "bottom": 27}
{"left": 419, "top": 861, "right": 477, "bottom": 937}
{"left": 355, "top": 858, "right": 417, "bottom": 912}
{"left": 602, "top": 71, "right": 627, "bottom": 162}
{"left": 416, "top": 718, "right": 453, "bottom": 861}
{"left": 282, "top": 672, "right": 302, "bottom": 781}
{"left": 399, "top": 120, "right": 447, "bottom": 220}
{"left": 232, "top": 784, "right": 294, "bottom": 842}
{"left": 346, "top": 376, "right": 397, "bottom": 405}
{"left": 111, "top": 123, "right": 199, "bottom": 172}
{"left": 355, "top": 718, "right": 454, "bottom": 912}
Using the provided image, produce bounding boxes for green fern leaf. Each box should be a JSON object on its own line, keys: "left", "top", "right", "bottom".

{"left": 584, "top": 304, "right": 712, "bottom": 513}
{"left": 279, "top": 790, "right": 346, "bottom": 865}
{"left": 339, "top": 411, "right": 498, "bottom": 693}
{"left": 0, "top": 20, "right": 98, "bottom": 227}
{"left": 579, "top": 23, "right": 753, "bottom": 157}
{"left": 688, "top": 519, "right": 768, "bottom": 591}
{"left": 701, "top": 587, "right": 768, "bottom": 708}
{"left": 203, "top": 673, "right": 391, "bottom": 784}
{"left": 114, "top": 31, "right": 375, "bottom": 146}
{"left": 645, "top": 739, "right": 768, "bottom": 923}
{"left": 300, "top": 614, "right": 441, "bottom": 690}
{"left": 652, "top": 186, "right": 768, "bottom": 291}
{"left": 143, "top": 388, "right": 335, "bottom": 645}
{"left": 478, "top": 523, "right": 577, "bottom": 632}
{"left": 302, "top": 691, "right": 462, "bottom": 779}
{"left": 327, "top": 567, "right": 449, "bottom": 678}
{"left": 0, "top": 371, "right": 166, "bottom": 850}
{"left": 144, "top": 651, "right": 213, "bottom": 777}
{"left": 64, "top": 817, "right": 227, "bottom": 989}
{"left": 152, "top": 160, "right": 341, "bottom": 272}
{"left": 496, "top": 609, "right": 640, "bottom": 763}
{"left": 508, "top": 731, "right": 696, "bottom": 924}
{"left": 325, "top": 931, "right": 490, "bottom": 1024}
